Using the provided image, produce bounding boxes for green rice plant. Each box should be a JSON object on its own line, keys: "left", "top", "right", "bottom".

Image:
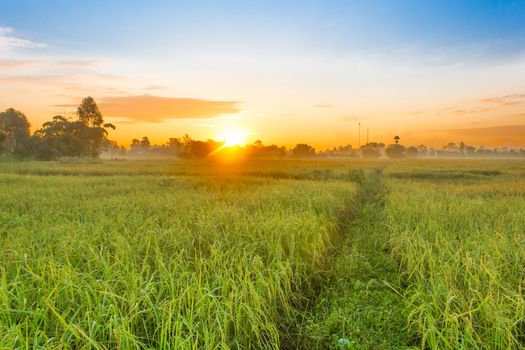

{"left": 386, "top": 176, "right": 525, "bottom": 349}
{"left": 0, "top": 167, "right": 356, "bottom": 349}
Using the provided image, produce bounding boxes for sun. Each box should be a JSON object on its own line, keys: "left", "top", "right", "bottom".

{"left": 219, "top": 128, "right": 248, "bottom": 146}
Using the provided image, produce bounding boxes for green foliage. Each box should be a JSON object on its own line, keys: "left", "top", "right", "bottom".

{"left": 0, "top": 160, "right": 356, "bottom": 349}
{"left": 0, "top": 108, "right": 31, "bottom": 155}
{"left": 387, "top": 172, "right": 525, "bottom": 349}
{"left": 34, "top": 97, "right": 115, "bottom": 159}
{"left": 0, "top": 158, "right": 524, "bottom": 349}
{"left": 386, "top": 144, "right": 405, "bottom": 159}
{"left": 77, "top": 96, "right": 104, "bottom": 127}
{"left": 292, "top": 143, "right": 316, "bottom": 157}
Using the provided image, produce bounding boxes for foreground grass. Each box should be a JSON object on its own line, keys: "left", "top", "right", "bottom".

{"left": 1, "top": 158, "right": 524, "bottom": 349}
{"left": 386, "top": 175, "right": 525, "bottom": 349}
{"left": 0, "top": 169, "right": 356, "bottom": 349}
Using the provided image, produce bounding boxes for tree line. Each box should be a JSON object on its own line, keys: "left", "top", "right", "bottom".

{"left": 110, "top": 135, "right": 525, "bottom": 159}
{"left": 0, "top": 97, "right": 114, "bottom": 160}
{"left": 1, "top": 99, "right": 524, "bottom": 160}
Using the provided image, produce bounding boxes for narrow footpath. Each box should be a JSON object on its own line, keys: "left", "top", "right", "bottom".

{"left": 289, "top": 169, "right": 409, "bottom": 349}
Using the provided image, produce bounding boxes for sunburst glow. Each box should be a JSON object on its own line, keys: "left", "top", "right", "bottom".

{"left": 218, "top": 128, "right": 249, "bottom": 147}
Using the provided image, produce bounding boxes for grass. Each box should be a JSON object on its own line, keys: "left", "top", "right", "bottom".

{"left": 0, "top": 162, "right": 357, "bottom": 349}
{"left": 294, "top": 169, "right": 408, "bottom": 349}
{"left": 386, "top": 171, "right": 525, "bottom": 349}
{"left": 0, "top": 158, "right": 524, "bottom": 349}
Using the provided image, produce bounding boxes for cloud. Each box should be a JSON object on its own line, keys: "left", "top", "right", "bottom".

{"left": 56, "top": 59, "right": 104, "bottom": 67}
{"left": 0, "top": 73, "right": 124, "bottom": 88}
{"left": 0, "top": 59, "right": 40, "bottom": 68}
{"left": 52, "top": 104, "right": 77, "bottom": 108}
{"left": 452, "top": 108, "right": 493, "bottom": 115}
{"left": 446, "top": 125, "right": 525, "bottom": 137}
{"left": 97, "top": 95, "right": 240, "bottom": 122}
{"left": 145, "top": 85, "right": 167, "bottom": 91}
{"left": 480, "top": 94, "right": 525, "bottom": 106}
{"left": 0, "top": 26, "right": 46, "bottom": 54}
{"left": 312, "top": 104, "right": 333, "bottom": 108}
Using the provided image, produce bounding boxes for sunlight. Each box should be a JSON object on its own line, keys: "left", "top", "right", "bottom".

{"left": 217, "top": 128, "right": 249, "bottom": 147}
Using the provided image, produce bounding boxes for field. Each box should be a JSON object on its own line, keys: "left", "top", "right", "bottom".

{"left": 0, "top": 158, "right": 524, "bottom": 349}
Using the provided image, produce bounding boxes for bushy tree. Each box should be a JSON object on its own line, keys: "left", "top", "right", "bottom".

{"left": 0, "top": 108, "right": 31, "bottom": 155}
{"left": 361, "top": 142, "right": 382, "bottom": 158}
{"left": 34, "top": 97, "right": 115, "bottom": 159}
{"left": 292, "top": 143, "right": 315, "bottom": 157}
{"left": 386, "top": 144, "right": 405, "bottom": 159}
{"left": 246, "top": 140, "right": 286, "bottom": 158}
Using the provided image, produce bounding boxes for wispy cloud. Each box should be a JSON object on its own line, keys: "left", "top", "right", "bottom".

{"left": 312, "top": 104, "right": 333, "bottom": 108}
{"left": 480, "top": 94, "right": 525, "bottom": 106}
{"left": 0, "top": 26, "right": 46, "bottom": 54}
{"left": 98, "top": 95, "right": 240, "bottom": 123}
{"left": 451, "top": 108, "right": 493, "bottom": 115}
{"left": 446, "top": 125, "right": 525, "bottom": 137}
{"left": 145, "top": 85, "right": 167, "bottom": 91}
{"left": 408, "top": 93, "right": 525, "bottom": 118}
{"left": 0, "top": 58, "right": 40, "bottom": 68}
{"left": 56, "top": 59, "right": 104, "bottom": 67}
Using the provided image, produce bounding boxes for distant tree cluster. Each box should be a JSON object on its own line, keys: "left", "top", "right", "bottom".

{"left": 2, "top": 107, "right": 525, "bottom": 160}
{"left": 0, "top": 97, "right": 115, "bottom": 160}
{"left": 69, "top": 134, "right": 525, "bottom": 160}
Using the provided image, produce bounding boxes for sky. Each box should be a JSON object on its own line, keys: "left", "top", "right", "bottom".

{"left": 1, "top": 0, "right": 525, "bottom": 149}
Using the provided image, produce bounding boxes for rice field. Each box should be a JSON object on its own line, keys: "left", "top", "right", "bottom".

{"left": 0, "top": 158, "right": 524, "bottom": 349}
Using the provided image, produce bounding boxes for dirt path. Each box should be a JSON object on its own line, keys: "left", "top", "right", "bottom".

{"left": 288, "top": 169, "right": 409, "bottom": 349}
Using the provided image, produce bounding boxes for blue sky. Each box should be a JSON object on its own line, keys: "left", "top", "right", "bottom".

{"left": 1, "top": 0, "right": 525, "bottom": 147}
{"left": 2, "top": 1, "right": 525, "bottom": 57}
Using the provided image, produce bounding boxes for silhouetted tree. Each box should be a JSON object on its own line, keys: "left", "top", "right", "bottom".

{"left": 34, "top": 116, "right": 89, "bottom": 158}
{"left": 406, "top": 146, "right": 418, "bottom": 158}
{"left": 0, "top": 108, "right": 31, "bottom": 155}
{"left": 167, "top": 137, "right": 182, "bottom": 148}
{"left": 76, "top": 97, "right": 115, "bottom": 156}
{"left": 361, "top": 143, "right": 381, "bottom": 158}
{"left": 140, "top": 136, "right": 151, "bottom": 150}
{"left": 386, "top": 144, "right": 405, "bottom": 159}
{"left": 130, "top": 138, "right": 141, "bottom": 151}
{"left": 247, "top": 140, "right": 286, "bottom": 158}
{"left": 394, "top": 135, "right": 400, "bottom": 144}
{"left": 292, "top": 143, "right": 315, "bottom": 157}
{"left": 33, "top": 97, "right": 115, "bottom": 159}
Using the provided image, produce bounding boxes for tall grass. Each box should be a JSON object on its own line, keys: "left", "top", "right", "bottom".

{"left": 386, "top": 176, "right": 525, "bottom": 349}
{"left": 0, "top": 172, "right": 356, "bottom": 348}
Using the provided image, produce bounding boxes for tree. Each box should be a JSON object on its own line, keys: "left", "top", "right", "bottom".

{"left": 0, "top": 108, "right": 31, "bottom": 155}
{"left": 386, "top": 144, "right": 405, "bottom": 159}
{"left": 406, "top": 146, "right": 418, "bottom": 158}
{"left": 140, "top": 136, "right": 151, "bottom": 150}
{"left": 77, "top": 97, "right": 103, "bottom": 127}
{"left": 34, "top": 115, "right": 89, "bottom": 158}
{"left": 34, "top": 97, "right": 116, "bottom": 159}
{"left": 76, "top": 97, "right": 115, "bottom": 157}
{"left": 292, "top": 143, "right": 315, "bottom": 157}
{"left": 394, "top": 135, "right": 400, "bottom": 144}
{"left": 361, "top": 143, "right": 381, "bottom": 158}
{"left": 190, "top": 139, "right": 222, "bottom": 158}
{"left": 167, "top": 138, "right": 181, "bottom": 148}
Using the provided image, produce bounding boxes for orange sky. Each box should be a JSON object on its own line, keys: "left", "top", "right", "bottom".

{"left": 1, "top": 2, "right": 525, "bottom": 149}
